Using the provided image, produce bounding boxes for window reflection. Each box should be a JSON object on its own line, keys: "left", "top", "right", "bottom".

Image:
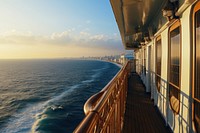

{"left": 143, "top": 48, "right": 146, "bottom": 75}
{"left": 170, "top": 28, "right": 180, "bottom": 87}
{"left": 194, "top": 9, "right": 200, "bottom": 133}
{"left": 169, "top": 23, "right": 180, "bottom": 114}
{"left": 195, "top": 10, "right": 200, "bottom": 100}
{"left": 156, "top": 38, "right": 161, "bottom": 92}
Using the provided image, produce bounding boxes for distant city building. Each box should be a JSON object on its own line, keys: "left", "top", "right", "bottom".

{"left": 120, "top": 53, "right": 134, "bottom": 65}
{"left": 80, "top": 52, "right": 133, "bottom": 66}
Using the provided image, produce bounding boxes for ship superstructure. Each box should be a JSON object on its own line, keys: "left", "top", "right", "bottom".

{"left": 74, "top": 0, "right": 200, "bottom": 132}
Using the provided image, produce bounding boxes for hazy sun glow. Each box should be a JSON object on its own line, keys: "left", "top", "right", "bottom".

{"left": 0, "top": 0, "right": 124, "bottom": 59}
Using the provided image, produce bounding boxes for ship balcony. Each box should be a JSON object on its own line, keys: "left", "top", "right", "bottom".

{"left": 74, "top": 60, "right": 171, "bottom": 133}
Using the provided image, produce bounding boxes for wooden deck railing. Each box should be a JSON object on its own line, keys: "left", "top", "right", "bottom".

{"left": 74, "top": 61, "right": 133, "bottom": 133}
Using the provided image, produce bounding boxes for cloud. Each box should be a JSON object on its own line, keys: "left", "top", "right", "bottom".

{"left": 0, "top": 29, "right": 124, "bottom": 51}
{"left": 80, "top": 31, "right": 90, "bottom": 36}
{"left": 85, "top": 20, "right": 91, "bottom": 24}
{"left": 0, "top": 29, "right": 126, "bottom": 58}
{"left": 90, "top": 34, "right": 105, "bottom": 40}
{"left": 0, "top": 30, "right": 38, "bottom": 45}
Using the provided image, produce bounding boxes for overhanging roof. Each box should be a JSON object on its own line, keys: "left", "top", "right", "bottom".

{"left": 110, "top": 0, "right": 168, "bottom": 50}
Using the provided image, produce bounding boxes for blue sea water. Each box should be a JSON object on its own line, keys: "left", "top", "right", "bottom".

{"left": 0, "top": 59, "right": 120, "bottom": 133}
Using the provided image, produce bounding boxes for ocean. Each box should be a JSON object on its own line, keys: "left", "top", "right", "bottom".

{"left": 0, "top": 59, "right": 120, "bottom": 133}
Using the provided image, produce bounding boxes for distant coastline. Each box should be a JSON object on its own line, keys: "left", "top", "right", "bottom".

{"left": 0, "top": 58, "right": 123, "bottom": 69}
{"left": 80, "top": 58, "right": 123, "bottom": 69}
{"left": 105, "top": 60, "right": 123, "bottom": 68}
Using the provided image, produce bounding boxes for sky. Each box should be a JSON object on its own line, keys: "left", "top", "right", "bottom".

{"left": 0, "top": 0, "right": 126, "bottom": 59}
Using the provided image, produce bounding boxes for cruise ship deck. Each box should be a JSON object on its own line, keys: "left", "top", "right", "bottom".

{"left": 123, "top": 73, "right": 171, "bottom": 133}
{"left": 74, "top": 0, "right": 200, "bottom": 132}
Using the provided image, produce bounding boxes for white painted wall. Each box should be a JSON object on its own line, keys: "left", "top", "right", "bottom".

{"left": 134, "top": 3, "right": 194, "bottom": 133}
{"left": 166, "top": 5, "right": 192, "bottom": 133}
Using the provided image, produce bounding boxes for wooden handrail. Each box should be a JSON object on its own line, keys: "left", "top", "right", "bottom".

{"left": 84, "top": 91, "right": 105, "bottom": 115}
{"left": 74, "top": 61, "right": 133, "bottom": 133}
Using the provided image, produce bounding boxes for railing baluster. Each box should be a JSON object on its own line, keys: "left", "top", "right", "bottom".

{"left": 74, "top": 61, "right": 135, "bottom": 133}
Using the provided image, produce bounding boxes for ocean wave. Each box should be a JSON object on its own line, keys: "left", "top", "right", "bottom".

{"left": 0, "top": 60, "right": 119, "bottom": 133}
{"left": 0, "top": 83, "right": 81, "bottom": 133}
{"left": 81, "top": 79, "right": 94, "bottom": 83}
{"left": 31, "top": 105, "right": 66, "bottom": 132}
{"left": 0, "top": 102, "right": 44, "bottom": 133}
{"left": 31, "top": 69, "right": 105, "bottom": 132}
{"left": 91, "top": 66, "right": 108, "bottom": 72}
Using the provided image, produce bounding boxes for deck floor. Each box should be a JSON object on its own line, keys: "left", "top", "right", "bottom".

{"left": 122, "top": 73, "right": 171, "bottom": 133}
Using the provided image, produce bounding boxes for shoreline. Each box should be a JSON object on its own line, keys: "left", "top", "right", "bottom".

{"left": 106, "top": 61, "right": 123, "bottom": 68}
{"left": 85, "top": 59, "right": 123, "bottom": 68}
{"left": 0, "top": 58, "right": 123, "bottom": 69}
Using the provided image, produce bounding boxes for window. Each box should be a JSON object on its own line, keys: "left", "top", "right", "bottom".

{"left": 193, "top": 1, "right": 200, "bottom": 132}
{"left": 143, "top": 48, "right": 146, "bottom": 75}
{"left": 140, "top": 51, "right": 143, "bottom": 74}
{"left": 169, "top": 21, "right": 181, "bottom": 114}
{"left": 156, "top": 36, "right": 162, "bottom": 92}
